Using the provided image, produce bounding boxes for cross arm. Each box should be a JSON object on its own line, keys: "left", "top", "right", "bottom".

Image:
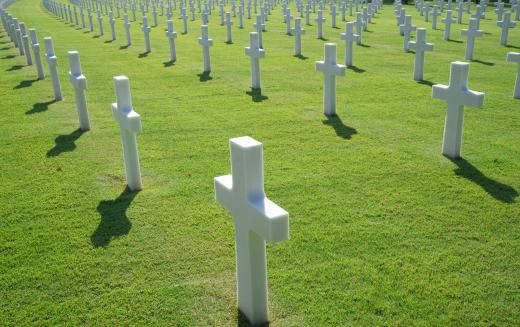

{"left": 215, "top": 174, "right": 233, "bottom": 211}
{"left": 507, "top": 52, "right": 520, "bottom": 64}
{"left": 111, "top": 104, "right": 142, "bottom": 132}
{"left": 69, "top": 72, "right": 88, "bottom": 90}
{"left": 248, "top": 196, "right": 289, "bottom": 243}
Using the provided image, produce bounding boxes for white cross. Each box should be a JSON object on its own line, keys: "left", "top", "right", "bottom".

{"left": 214, "top": 136, "right": 289, "bottom": 326}
{"left": 112, "top": 76, "right": 143, "bottom": 191}
{"left": 432, "top": 62, "right": 485, "bottom": 159}
{"left": 44, "top": 37, "right": 62, "bottom": 101}
{"left": 142, "top": 16, "right": 151, "bottom": 52}
{"left": 330, "top": 4, "right": 337, "bottom": 27}
{"left": 109, "top": 11, "right": 116, "bottom": 41}
{"left": 408, "top": 28, "right": 433, "bottom": 81}
{"left": 456, "top": 1, "right": 464, "bottom": 24}
{"left": 431, "top": 5, "right": 441, "bottom": 29}
{"left": 315, "top": 43, "right": 346, "bottom": 116}
{"left": 181, "top": 8, "right": 188, "bottom": 34}
{"left": 29, "top": 28, "right": 44, "bottom": 80}
{"left": 285, "top": 8, "right": 293, "bottom": 34}
{"left": 291, "top": 17, "right": 305, "bottom": 56}
{"left": 219, "top": 3, "right": 225, "bottom": 25}
{"left": 497, "top": 12, "right": 515, "bottom": 46}
{"left": 441, "top": 10, "right": 456, "bottom": 40}
{"left": 124, "top": 13, "right": 131, "bottom": 46}
{"left": 340, "top": 21, "right": 360, "bottom": 67}
{"left": 472, "top": 5, "right": 485, "bottom": 29}
{"left": 88, "top": 9, "right": 94, "bottom": 32}
{"left": 495, "top": 2, "right": 505, "bottom": 21}
{"left": 423, "top": 2, "right": 430, "bottom": 22}
{"left": 506, "top": 52, "right": 520, "bottom": 99}
{"left": 253, "top": 14, "right": 264, "bottom": 48}
{"left": 315, "top": 9, "right": 325, "bottom": 39}
{"left": 19, "top": 23, "right": 32, "bottom": 66}
{"left": 245, "top": 32, "right": 265, "bottom": 89}
{"left": 198, "top": 24, "right": 213, "bottom": 72}
{"left": 68, "top": 51, "right": 90, "bottom": 131}
{"left": 461, "top": 18, "right": 483, "bottom": 60}
{"left": 97, "top": 9, "right": 104, "bottom": 36}
{"left": 225, "top": 12, "right": 233, "bottom": 43}
{"left": 400, "top": 15, "right": 416, "bottom": 52}
{"left": 355, "top": 12, "right": 364, "bottom": 44}
{"left": 166, "top": 19, "right": 177, "bottom": 62}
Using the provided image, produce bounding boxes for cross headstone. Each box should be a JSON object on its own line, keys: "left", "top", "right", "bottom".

{"left": 355, "top": 12, "right": 364, "bottom": 44}
{"left": 29, "top": 28, "right": 44, "bottom": 80}
{"left": 408, "top": 28, "right": 434, "bottom": 81}
{"left": 461, "top": 18, "right": 483, "bottom": 60}
{"left": 432, "top": 61, "right": 485, "bottom": 159}
{"left": 214, "top": 136, "right": 289, "bottom": 326}
{"left": 340, "top": 21, "right": 360, "bottom": 67}
{"left": 124, "top": 13, "right": 131, "bottom": 46}
{"left": 97, "top": 9, "right": 104, "bottom": 36}
{"left": 441, "top": 10, "right": 455, "bottom": 40}
{"left": 112, "top": 76, "right": 143, "bottom": 191}
{"left": 253, "top": 14, "right": 264, "bottom": 48}
{"left": 400, "top": 15, "right": 416, "bottom": 52}
{"left": 506, "top": 52, "right": 520, "bottom": 98}
{"left": 68, "top": 51, "right": 91, "bottom": 131}
{"left": 315, "top": 9, "right": 326, "bottom": 39}
{"left": 88, "top": 8, "right": 94, "bottom": 32}
{"left": 44, "top": 37, "right": 62, "bottom": 101}
{"left": 245, "top": 32, "right": 265, "bottom": 89}
{"left": 431, "top": 5, "right": 441, "bottom": 29}
{"left": 166, "top": 20, "right": 177, "bottom": 62}
{"left": 198, "top": 24, "right": 213, "bottom": 72}
{"left": 423, "top": 2, "right": 431, "bottom": 22}
{"left": 315, "top": 43, "right": 346, "bottom": 116}
{"left": 330, "top": 4, "right": 338, "bottom": 28}
{"left": 181, "top": 8, "right": 188, "bottom": 34}
{"left": 456, "top": 1, "right": 464, "bottom": 24}
{"left": 285, "top": 8, "right": 293, "bottom": 34}
{"left": 142, "top": 16, "right": 152, "bottom": 52}
{"left": 497, "top": 12, "right": 515, "bottom": 46}
{"left": 472, "top": 5, "right": 485, "bottom": 29}
{"left": 109, "top": 11, "right": 116, "bottom": 40}
{"left": 225, "top": 12, "right": 234, "bottom": 43}
{"left": 291, "top": 17, "right": 305, "bottom": 56}
{"left": 495, "top": 2, "right": 505, "bottom": 21}
{"left": 19, "top": 23, "right": 32, "bottom": 65}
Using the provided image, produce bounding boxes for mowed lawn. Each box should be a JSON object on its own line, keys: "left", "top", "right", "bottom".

{"left": 1, "top": 0, "right": 519, "bottom": 325}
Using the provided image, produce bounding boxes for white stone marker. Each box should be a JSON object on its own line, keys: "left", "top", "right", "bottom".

{"left": 441, "top": 10, "right": 456, "bottom": 40}
{"left": 214, "top": 136, "right": 289, "bottom": 326}
{"left": 112, "top": 76, "right": 143, "bottom": 191}
{"left": 20, "top": 23, "right": 32, "bottom": 65}
{"left": 400, "top": 15, "right": 416, "bottom": 52}
{"left": 506, "top": 52, "right": 520, "bottom": 98}
{"left": 198, "top": 25, "right": 213, "bottom": 72}
{"left": 355, "top": 12, "right": 364, "bottom": 44}
{"left": 431, "top": 5, "right": 441, "bottom": 29}
{"left": 29, "top": 29, "right": 44, "bottom": 80}
{"left": 291, "top": 17, "right": 305, "bottom": 56}
{"left": 245, "top": 32, "right": 265, "bottom": 89}
{"left": 166, "top": 20, "right": 177, "bottom": 61}
{"left": 340, "top": 21, "right": 360, "bottom": 67}
{"left": 285, "top": 8, "right": 293, "bottom": 34}
{"left": 142, "top": 16, "right": 151, "bottom": 52}
{"left": 88, "top": 8, "right": 94, "bottom": 32}
{"left": 408, "top": 28, "right": 433, "bottom": 81}
{"left": 124, "top": 13, "right": 132, "bottom": 46}
{"left": 315, "top": 43, "right": 346, "bottom": 116}
{"left": 472, "top": 5, "right": 485, "bottom": 29}
{"left": 456, "top": 1, "right": 464, "bottom": 24}
{"left": 225, "top": 12, "right": 233, "bottom": 43}
{"left": 44, "top": 37, "right": 62, "bottom": 101}
{"left": 253, "top": 14, "right": 264, "bottom": 48}
{"left": 68, "top": 51, "right": 90, "bottom": 131}
{"left": 461, "top": 18, "right": 483, "bottom": 60}
{"left": 432, "top": 62, "right": 485, "bottom": 159}
{"left": 497, "top": 12, "right": 516, "bottom": 46}
{"left": 97, "top": 10, "right": 104, "bottom": 36}
{"left": 109, "top": 11, "right": 116, "bottom": 41}
{"left": 315, "top": 9, "right": 325, "bottom": 39}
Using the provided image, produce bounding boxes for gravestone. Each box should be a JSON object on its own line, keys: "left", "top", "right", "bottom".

{"left": 68, "top": 51, "right": 90, "bottom": 131}
{"left": 19, "top": 23, "right": 32, "bottom": 65}
{"left": 44, "top": 37, "right": 62, "bottom": 101}
{"left": 97, "top": 9, "right": 104, "bottom": 36}
{"left": 356, "top": 12, "right": 364, "bottom": 44}
{"left": 214, "top": 136, "right": 289, "bottom": 326}
{"left": 400, "top": 15, "right": 416, "bottom": 52}
{"left": 291, "top": 17, "right": 305, "bottom": 56}
{"left": 497, "top": 12, "right": 515, "bottom": 46}
{"left": 253, "top": 14, "right": 264, "bottom": 48}
{"left": 285, "top": 8, "right": 293, "bottom": 34}
{"left": 315, "top": 10, "right": 325, "bottom": 39}
{"left": 408, "top": 28, "right": 434, "bottom": 81}
{"left": 506, "top": 52, "right": 520, "bottom": 98}
{"left": 431, "top": 5, "right": 441, "bottom": 29}
{"left": 340, "top": 21, "right": 360, "bottom": 67}
{"left": 472, "top": 5, "right": 485, "bottom": 29}
{"left": 245, "top": 32, "right": 265, "bottom": 89}
{"left": 124, "top": 13, "right": 131, "bottom": 46}
{"left": 315, "top": 43, "right": 346, "bottom": 116}
{"left": 441, "top": 10, "right": 455, "bottom": 40}
{"left": 29, "top": 28, "right": 44, "bottom": 80}
{"left": 142, "top": 16, "right": 151, "bottom": 52}
{"left": 461, "top": 18, "right": 483, "bottom": 60}
{"left": 166, "top": 20, "right": 177, "bottom": 61}
{"left": 112, "top": 76, "right": 143, "bottom": 191}
{"left": 432, "top": 62, "right": 485, "bottom": 159}
{"left": 198, "top": 25, "right": 213, "bottom": 72}
{"left": 225, "top": 12, "right": 233, "bottom": 43}
{"left": 109, "top": 11, "right": 116, "bottom": 41}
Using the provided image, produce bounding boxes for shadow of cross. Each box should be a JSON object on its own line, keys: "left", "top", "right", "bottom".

{"left": 91, "top": 186, "right": 139, "bottom": 247}
{"left": 46, "top": 128, "right": 85, "bottom": 157}
{"left": 322, "top": 114, "right": 358, "bottom": 139}
{"left": 215, "top": 136, "right": 289, "bottom": 326}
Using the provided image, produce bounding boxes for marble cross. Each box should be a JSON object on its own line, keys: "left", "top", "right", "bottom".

{"left": 315, "top": 9, "right": 326, "bottom": 39}
{"left": 225, "top": 12, "right": 234, "bottom": 43}
{"left": 142, "top": 16, "right": 151, "bottom": 52}
{"left": 181, "top": 8, "right": 188, "bottom": 34}
{"left": 432, "top": 62, "right": 485, "bottom": 159}
{"left": 285, "top": 8, "right": 293, "bottom": 34}
{"left": 495, "top": 2, "right": 505, "bottom": 21}
{"left": 97, "top": 9, "right": 104, "bottom": 36}
{"left": 456, "top": 1, "right": 464, "bottom": 24}
{"left": 253, "top": 14, "right": 264, "bottom": 48}
{"left": 497, "top": 12, "right": 515, "bottom": 46}
{"left": 400, "top": 15, "right": 416, "bottom": 52}
{"left": 408, "top": 28, "right": 433, "bottom": 81}
{"left": 245, "top": 32, "right": 265, "bottom": 89}
{"left": 19, "top": 23, "right": 32, "bottom": 65}
{"left": 112, "top": 76, "right": 143, "bottom": 191}
{"left": 441, "top": 10, "right": 456, "bottom": 40}
{"left": 68, "top": 51, "right": 90, "bottom": 131}
{"left": 124, "top": 13, "right": 132, "bottom": 46}
{"left": 291, "top": 17, "right": 305, "bottom": 56}
{"left": 330, "top": 4, "right": 338, "bottom": 28}
{"left": 355, "top": 12, "right": 364, "bottom": 44}
{"left": 472, "top": 5, "right": 485, "bottom": 29}
{"left": 461, "top": 18, "right": 483, "bottom": 60}
{"left": 315, "top": 43, "right": 346, "bottom": 116}
{"left": 44, "top": 37, "right": 62, "bottom": 101}
{"left": 423, "top": 2, "right": 430, "bottom": 22}
{"left": 29, "top": 28, "right": 44, "bottom": 80}
{"left": 340, "top": 21, "right": 360, "bottom": 67}
{"left": 88, "top": 8, "right": 94, "bottom": 32}
{"left": 166, "top": 20, "right": 177, "bottom": 62}
{"left": 214, "top": 136, "right": 289, "bottom": 326}
{"left": 109, "top": 11, "right": 116, "bottom": 41}
{"left": 506, "top": 52, "right": 520, "bottom": 99}
{"left": 198, "top": 24, "right": 213, "bottom": 72}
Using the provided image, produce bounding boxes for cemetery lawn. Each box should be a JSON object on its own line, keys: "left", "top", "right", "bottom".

{"left": 1, "top": 0, "right": 520, "bottom": 325}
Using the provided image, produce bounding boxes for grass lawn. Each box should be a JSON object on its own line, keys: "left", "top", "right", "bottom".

{"left": 1, "top": 0, "right": 519, "bottom": 325}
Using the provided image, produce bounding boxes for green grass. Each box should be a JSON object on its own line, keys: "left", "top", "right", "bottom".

{"left": 1, "top": 0, "right": 519, "bottom": 325}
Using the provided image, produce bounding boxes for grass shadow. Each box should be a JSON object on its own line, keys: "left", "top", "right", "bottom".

{"left": 83, "top": 30, "right": 91, "bottom": 34}
{"left": 92, "top": 35, "right": 101, "bottom": 38}
{"left": 237, "top": 309, "right": 269, "bottom": 327}
{"left": 294, "top": 54, "right": 308, "bottom": 60}
{"left": 25, "top": 100, "right": 56, "bottom": 114}
{"left": 91, "top": 186, "right": 139, "bottom": 248}
{"left": 119, "top": 44, "right": 130, "bottom": 49}
{"left": 46, "top": 128, "right": 86, "bottom": 157}
{"left": 358, "top": 43, "right": 371, "bottom": 48}
{"left": 1, "top": 54, "right": 16, "bottom": 59}
{"left": 138, "top": 51, "right": 150, "bottom": 58}
{"left": 6, "top": 64, "right": 24, "bottom": 71}
{"left": 246, "top": 88, "right": 268, "bottom": 102}
{"left": 417, "top": 79, "right": 435, "bottom": 86}
{"left": 198, "top": 71, "right": 213, "bottom": 82}
{"left": 322, "top": 114, "right": 357, "bottom": 139}
{"left": 225, "top": 40, "right": 234, "bottom": 44}
{"left": 14, "top": 79, "right": 39, "bottom": 89}
{"left": 0, "top": 46, "right": 11, "bottom": 50}
{"left": 506, "top": 44, "right": 520, "bottom": 50}
{"left": 471, "top": 59, "right": 494, "bottom": 66}
{"left": 318, "top": 37, "right": 329, "bottom": 41}
{"left": 163, "top": 60, "right": 176, "bottom": 67}
{"left": 347, "top": 65, "right": 365, "bottom": 73}
{"left": 447, "top": 39, "right": 463, "bottom": 43}
{"left": 449, "top": 157, "right": 518, "bottom": 203}
{"left": 104, "top": 39, "right": 115, "bottom": 43}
